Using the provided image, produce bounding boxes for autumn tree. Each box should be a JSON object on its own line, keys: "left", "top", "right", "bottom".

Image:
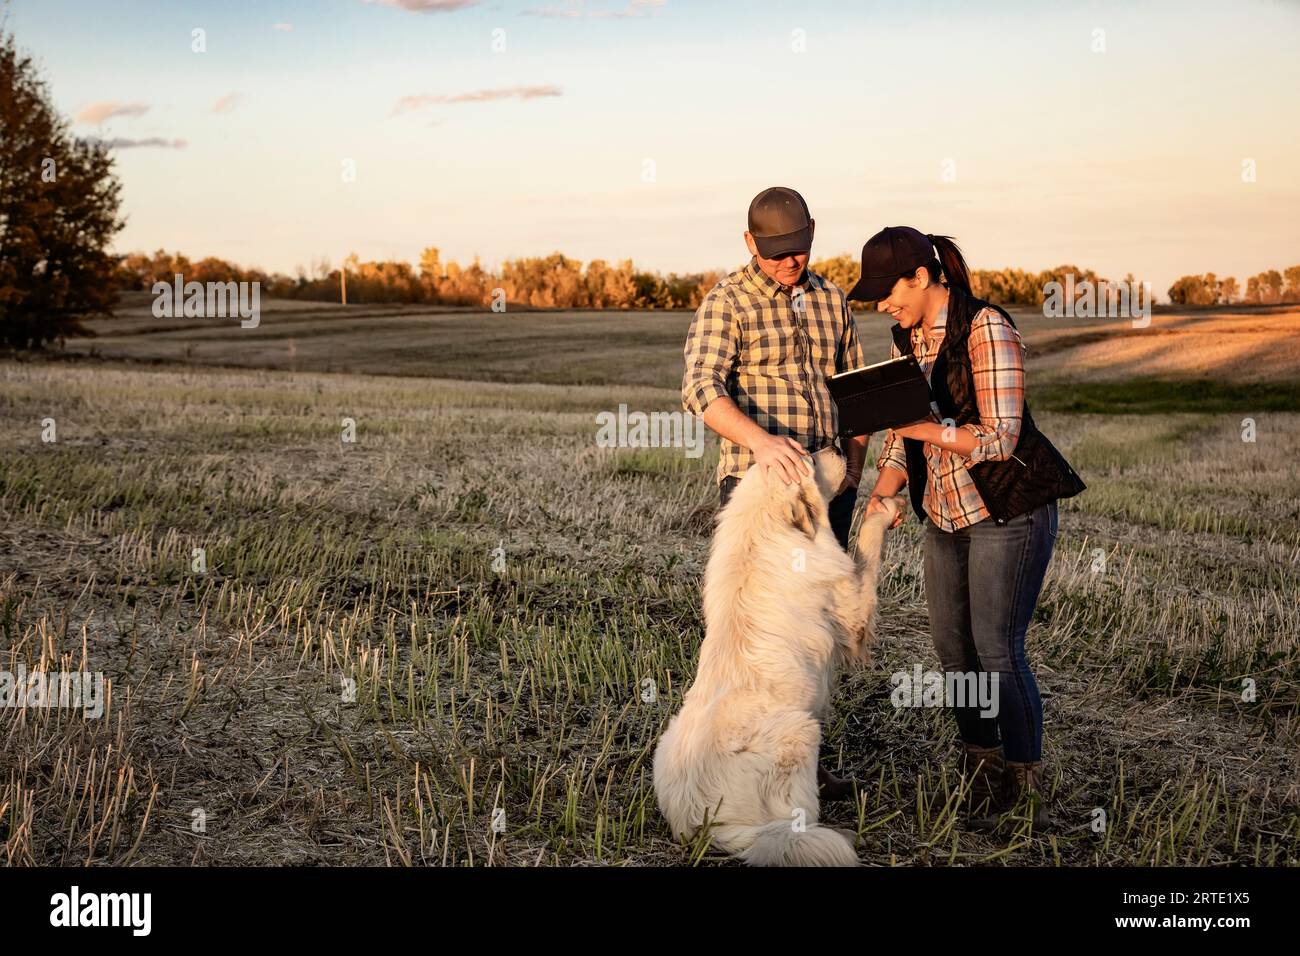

{"left": 418, "top": 246, "right": 444, "bottom": 300}
{"left": 1168, "top": 274, "right": 1220, "bottom": 306}
{"left": 1285, "top": 265, "right": 1300, "bottom": 302}
{"left": 1244, "top": 270, "right": 1283, "bottom": 305}
{"left": 810, "top": 254, "right": 859, "bottom": 298}
{"left": 0, "top": 28, "right": 124, "bottom": 348}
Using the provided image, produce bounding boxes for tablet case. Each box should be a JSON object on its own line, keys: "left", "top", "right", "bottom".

{"left": 827, "top": 354, "right": 933, "bottom": 438}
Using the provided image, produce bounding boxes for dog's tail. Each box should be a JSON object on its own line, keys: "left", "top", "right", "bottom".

{"left": 715, "top": 821, "right": 859, "bottom": 867}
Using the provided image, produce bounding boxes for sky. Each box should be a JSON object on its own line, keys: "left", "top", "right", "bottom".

{"left": 9, "top": 0, "right": 1300, "bottom": 299}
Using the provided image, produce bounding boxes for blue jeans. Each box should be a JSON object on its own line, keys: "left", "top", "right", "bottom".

{"left": 922, "top": 501, "right": 1058, "bottom": 762}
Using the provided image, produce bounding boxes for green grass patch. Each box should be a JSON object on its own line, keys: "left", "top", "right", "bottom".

{"left": 1035, "top": 379, "right": 1300, "bottom": 414}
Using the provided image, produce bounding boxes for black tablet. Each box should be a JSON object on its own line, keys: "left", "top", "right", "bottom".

{"left": 827, "top": 354, "right": 933, "bottom": 438}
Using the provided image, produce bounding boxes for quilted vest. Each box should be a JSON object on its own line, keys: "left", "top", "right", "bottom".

{"left": 890, "top": 286, "right": 1086, "bottom": 525}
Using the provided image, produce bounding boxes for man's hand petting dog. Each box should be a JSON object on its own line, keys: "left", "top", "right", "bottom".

{"left": 752, "top": 432, "right": 810, "bottom": 484}
{"left": 753, "top": 434, "right": 859, "bottom": 495}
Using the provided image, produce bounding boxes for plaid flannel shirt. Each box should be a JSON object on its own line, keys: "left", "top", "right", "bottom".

{"left": 877, "top": 305, "right": 1026, "bottom": 531}
{"left": 682, "top": 258, "right": 867, "bottom": 484}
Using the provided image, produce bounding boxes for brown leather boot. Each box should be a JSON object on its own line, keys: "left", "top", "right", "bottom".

{"left": 1003, "top": 760, "right": 1051, "bottom": 829}
{"left": 960, "top": 743, "right": 1007, "bottom": 830}
{"left": 817, "top": 765, "right": 858, "bottom": 803}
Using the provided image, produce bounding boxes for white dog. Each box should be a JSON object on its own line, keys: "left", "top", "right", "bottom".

{"left": 653, "top": 447, "right": 903, "bottom": 866}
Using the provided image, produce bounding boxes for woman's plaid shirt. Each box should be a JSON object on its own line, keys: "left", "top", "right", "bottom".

{"left": 682, "top": 258, "right": 867, "bottom": 484}
{"left": 877, "top": 306, "right": 1027, "bottom": 531}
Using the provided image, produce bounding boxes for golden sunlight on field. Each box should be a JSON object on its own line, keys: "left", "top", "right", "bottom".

{"left": 63, "top": 296, "right": 1300, "bottom": 397}
{"left": 1025, "top": 309, "right": 1300, "bottom": 384}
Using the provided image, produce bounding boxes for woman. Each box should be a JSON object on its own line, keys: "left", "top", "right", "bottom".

{"left": 847, "top": 226, "right": 1085, "bottom": 829}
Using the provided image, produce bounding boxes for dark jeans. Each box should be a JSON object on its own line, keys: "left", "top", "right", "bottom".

{"left": 719, "top": 476, "right": 858, "bottom": 550}
{"left": 922, "top": 501, "right": 1058, "bottom": 762}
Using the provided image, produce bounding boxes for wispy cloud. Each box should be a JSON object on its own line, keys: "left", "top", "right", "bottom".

{"left": 362, "top": 0, "right": 480, "bottom": 13}
{"left": 524, "top": 0, "right": 664, "bottom": 19}
{"left": 88, "top": 137, "right": 187, "bottom": 150}
{"left": 212, "top": 92, "right": 243, "bottom": 114}
{"left": 76, "top": 101, "right": 150, "bottom": 124}
{"left": 393, "top": 84, "right": 563, "bottom": 114}
{"left": 272, "top": 22, "right": 293, "bottom": 31}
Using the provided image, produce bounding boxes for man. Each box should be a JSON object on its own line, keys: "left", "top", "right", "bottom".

{"left": 683, "top": 185, "right": 870, "bottom": 548}
{"left": 681, "top": 186, "right": 870, "bottom": 800}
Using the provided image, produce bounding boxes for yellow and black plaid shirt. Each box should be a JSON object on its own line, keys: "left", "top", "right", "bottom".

{"left": 682, "top": 258, "right": 868, "bottom": 484}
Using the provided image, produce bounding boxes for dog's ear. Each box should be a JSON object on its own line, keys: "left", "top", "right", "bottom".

{"left": 787, "top": 487, "right": 820, "bottom": 540}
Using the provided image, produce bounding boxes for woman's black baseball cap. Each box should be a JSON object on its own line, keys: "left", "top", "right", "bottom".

{"left": 846, "top": 226, "right": 937, "bottom": 301}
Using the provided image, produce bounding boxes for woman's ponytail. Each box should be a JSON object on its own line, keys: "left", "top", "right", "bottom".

{"left": 927, "top": 234, "right": 972, "bottom": 295}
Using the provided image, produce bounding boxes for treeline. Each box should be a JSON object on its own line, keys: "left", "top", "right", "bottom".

{"left": 116, "top": 249, "right": 724, "bottom": 310}
{"left": 116, "top": 248, "right": 1300, "bottom": 311}
{"left": 118, "top": 248, "right": 1118, "bottom": 310}
{"left": 814, "top": 258, "right": 1300, "bottom": 308}
{"left": 813, "top": 255, "right": 1115, "bottom": 306}
{"left": 1166, "top": 267, "right": 1300, "bottom": 306}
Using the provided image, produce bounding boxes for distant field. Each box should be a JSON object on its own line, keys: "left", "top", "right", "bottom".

{"left": 1, "top": 298, "right": 1297, "bottom": 866}
{"left": 70, "top": 294, "right": 690, "bottom": 388}
{"left": 62, "top": 293, "right": 1300, "bottom": 411}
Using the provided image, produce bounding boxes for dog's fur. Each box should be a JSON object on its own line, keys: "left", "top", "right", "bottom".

{"left": 653, "top": 447, "right": 904, "bottom": 866}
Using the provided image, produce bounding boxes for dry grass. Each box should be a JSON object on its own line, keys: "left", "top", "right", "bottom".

{"left": 1, "top": 333, "right": 1297, "bottom": 866}
{"left": 1028, "top": 309, "right": 1300, "bottom": 384}
{"left": 64, "top": 295, "right": 1300, "bottom": 396}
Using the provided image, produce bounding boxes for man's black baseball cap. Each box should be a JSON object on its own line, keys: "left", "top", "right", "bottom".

{"left": 846, "top": 226, "right": 937, "bottom": 301}
{"left": 747, "top": 186, "right": 814, "bottom": 259}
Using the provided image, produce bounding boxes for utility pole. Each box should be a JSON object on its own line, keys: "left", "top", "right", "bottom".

{"left": 341, "top": 260, "right": 348, "bottom": 306}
